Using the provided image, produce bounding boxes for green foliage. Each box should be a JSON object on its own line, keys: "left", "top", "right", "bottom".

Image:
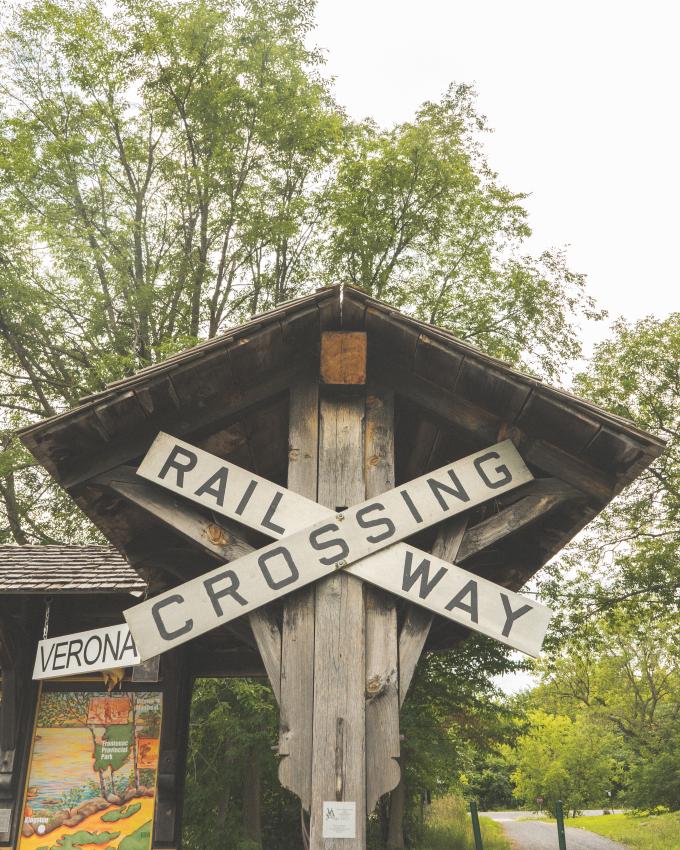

{"left": 463, "top": 753, "right": 516, "bottom": 811}
{"left": 182, "top": 677, "right": 299, "bottom": 850}
{"left": 0, "top": 0, "right": 596, "bottom": 545}
{"left": 540, "top": 314, "right": 680, "bottom": 639}
{"left": 508, "top": 710, "right": 616, "bottom": 816}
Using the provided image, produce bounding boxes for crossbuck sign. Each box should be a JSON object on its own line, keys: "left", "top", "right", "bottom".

{"left": 123, "top": 434, "right": 552, "bottom": 660}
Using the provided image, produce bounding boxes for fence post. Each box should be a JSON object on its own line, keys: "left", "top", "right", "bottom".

{"left": 555, "top": 800, "right": 567, "bottom": 850}
{"left": 469, "top": 801, "right": 484, "bottom": 850}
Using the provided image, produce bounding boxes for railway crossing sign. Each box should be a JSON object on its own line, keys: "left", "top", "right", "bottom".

{"left": 124, "top": 433, "right": 552, "bottom": 660}
{"left": 16, "top": 290, "right": 663, "bottom": 850}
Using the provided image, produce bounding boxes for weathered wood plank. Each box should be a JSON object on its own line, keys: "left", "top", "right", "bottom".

{"left": 364, "top": 386, "right": 401, "bottom": 814}
{"left": 309, "top": 392, "right": 366, "bottom": 850}
{"left": 521, "top": 438, "right": 616, "bottom": 502}
{"left": 321, "top": 332, "right": 367, "bottom": 385}
{"left": 398, "top": 515, "right": 468, "bottom": 707}
{"left": 61, "top": 363, "right": 311, "bottom": 489}
{"left": 278, "top": 381, "right": 319, "bottom": 811}
{"left": 154, "top": 646, "right": 191, "bottom": 846}
{"left": 456, "top": 493, "right": 566, "bottom": 563}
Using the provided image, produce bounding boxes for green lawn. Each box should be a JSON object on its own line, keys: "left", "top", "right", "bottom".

{"left": 415, "top": 796, "right": 512, "bottom": 850}
{"left": 567, "top": 811, "right": 680, "bottom": 850}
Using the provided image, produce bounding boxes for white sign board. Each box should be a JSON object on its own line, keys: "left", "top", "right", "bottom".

{"left": 137, "top": 432, "right": 329, "bottom": 536}
{"left": 33, "top": 623, "right": 140, "bottom": 680}
{"left": 323, "top": 801, "right": 356, "bottom": 838}
{"left": 126, "top": 440, "right": 538, "bottom": 660}
{"left": 351, "top": 544, "right": 552, "bottom": 657}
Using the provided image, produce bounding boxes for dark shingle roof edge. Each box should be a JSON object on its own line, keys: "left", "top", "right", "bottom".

{"left": 0, "top": 544, "right": 145, "bottom": 593}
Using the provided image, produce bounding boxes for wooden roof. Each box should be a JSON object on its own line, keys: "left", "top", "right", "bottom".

{"left": 17, "top": 285, "right": 664, "bottom": 654}
{"left": 0, "top": 545, "right": 145, "bottom": 594}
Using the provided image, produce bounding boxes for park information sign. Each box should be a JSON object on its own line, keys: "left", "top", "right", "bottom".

{"left": 33, "top": 624, "right": 140, "bottom": 680}
{"left": 125, "top": 435, "right": 553, "bottom": 660}
{"left": 19, "top": 690, "right": 161, "bottom": 849}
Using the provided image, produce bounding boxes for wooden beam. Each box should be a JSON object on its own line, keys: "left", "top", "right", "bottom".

{"left": 372, "top": 361, "right": 617, "bottom": 503}
{"left": 457, "top": 492, "right": 568, "bottom": 563}
{"left": 154, "top": 647, "right": 191, "bottom": 846}
{"left": 364, "top": 386, "right": 401, "bottom": 814}
{"left": 310, "top": 391, "right": 366, "bottom": 850}
{"left": 278, "top": 382, "right": 319, "bottom": 811}
{"left": 94, "top": 467, "right": 254, "bottom": 562}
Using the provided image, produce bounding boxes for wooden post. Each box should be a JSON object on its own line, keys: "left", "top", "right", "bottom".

{"left": 278, "top": 382, "right": 320, "bottom": 811}
{"left": 309, "top": 391, "right": 366, "bottom": 849}
{"left": 364, "top": 387, "right": 401, "bottom": 813}
{"left": 154, "top": 646, "right": 191, "bottom": 847}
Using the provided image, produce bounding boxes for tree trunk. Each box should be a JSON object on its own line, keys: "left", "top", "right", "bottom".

{"left": 242, "top": 750, "right": 262, "bottom": 847}
{"left": 0, "top": 472, "right": 28, "bottom": 544}
{"left": 386, "top": 773, "right": 406, "bottom": 850}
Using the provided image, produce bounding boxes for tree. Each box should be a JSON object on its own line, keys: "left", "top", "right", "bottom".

{"left": 0, "top": 0, "right": 599, "bottom": 545}
{"left": 324, "top": 88, "right": 600, "bottom": 381}
{"left": 182, "top": 677, "right": 298, "bottom": 850}
{"left": 529, "top": 604, "right": 680, "bottom": 812}
{"left": 509, "top": 710, "right": 616, "bottom": 817}
{"left": 539, "top": 314, "right": 680, "bottom": 634}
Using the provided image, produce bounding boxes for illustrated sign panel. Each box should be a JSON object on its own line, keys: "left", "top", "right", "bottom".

{"left": 33, "top": 624, "right": 140, "bottom": 680}
{"left": 19, "top": 690, "right": 161, "bottom": 850}
{"left": 125, "top": 438, "right": 552, "bottom": 659}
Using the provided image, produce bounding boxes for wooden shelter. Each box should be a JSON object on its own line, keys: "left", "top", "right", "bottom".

{"left": 1, "top": 284, "right": 664, "bottom": 849}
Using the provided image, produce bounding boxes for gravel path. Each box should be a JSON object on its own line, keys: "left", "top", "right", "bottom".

{"left": 481, "top": 812, "right": 627, "bottom": 850}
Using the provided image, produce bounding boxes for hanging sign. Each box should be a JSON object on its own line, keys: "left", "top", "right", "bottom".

{"left": 33, "top": 623, "right": 140, "bottom": 680}
{"left": 125, "top": 439, "right": 541, "bottom": 660}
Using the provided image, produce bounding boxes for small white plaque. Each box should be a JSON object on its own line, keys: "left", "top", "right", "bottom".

{"left": 322, "top": 801, "right": 356, "bottom": 838}
{"left": 0, "top": 808, "right": 12, "bottom": 832}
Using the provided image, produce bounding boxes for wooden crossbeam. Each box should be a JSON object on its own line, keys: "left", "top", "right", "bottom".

{"left": 457, "top": 491, "right": 570, "bottom": 563}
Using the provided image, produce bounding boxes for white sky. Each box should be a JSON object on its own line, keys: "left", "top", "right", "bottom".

{"left": 312, "top": 0, "right": 680, "bottom": 360}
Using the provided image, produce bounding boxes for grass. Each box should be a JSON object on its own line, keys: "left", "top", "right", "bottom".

{"left": 566, "top": 811, "right": 680, "bottom": 850}
{"left": 414, "top": 795, "right": 512, "bottom": 850}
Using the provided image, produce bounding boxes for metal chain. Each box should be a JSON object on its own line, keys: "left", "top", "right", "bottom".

{"left": 42, "top": 597, "right": 52, "bottom": 639}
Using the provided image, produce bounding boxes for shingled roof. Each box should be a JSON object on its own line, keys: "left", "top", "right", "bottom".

{"left": 0, "top": 545, "right": 146, "bottom": 593}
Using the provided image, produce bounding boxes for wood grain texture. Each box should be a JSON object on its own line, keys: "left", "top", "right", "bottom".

{"left": 457, "top": 493, "right": 565, "bottom": 563}
{"left": 278, "top": 381, "right": 319, "bottom": 811}
{"left": 309, "top": 392, "right": 366, "bottom": 850}
{"left": 320, "top": 332, "right": 367, "bottom": 385}
{"left": 364, "top": 387, "right": 401, "bottom": 814}
{"left": 398, "top": 515, "right": 468, "bottom": 707}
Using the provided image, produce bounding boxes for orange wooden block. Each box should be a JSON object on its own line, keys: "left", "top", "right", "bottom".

{"left": 320, "top": 332, "right": 367, "bottom": 384}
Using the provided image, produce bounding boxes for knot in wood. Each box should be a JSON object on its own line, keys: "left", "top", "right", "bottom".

{"left": 206, "top": 524, "right": 229, "bottom": 546}
{"left": 368, "top": 454, "right": 381, "bottom": 467}
{"left": 366, "top": 675, "right": 387, "bottom": 701}
{"left": 288, "top": 448, "right": 300, "bottom": 461}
